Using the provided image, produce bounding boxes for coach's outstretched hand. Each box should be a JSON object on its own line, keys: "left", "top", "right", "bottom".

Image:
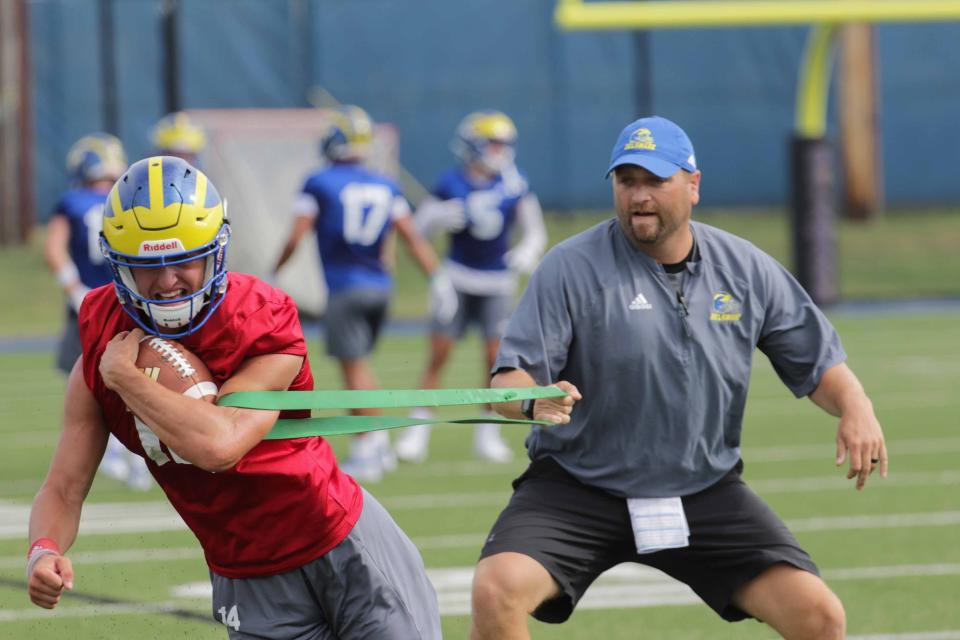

{"left": 533, "top": 381, "right": 582, "bottom": 425}
{"left": 28, "top": 553, "right": 73, "bottom": 609}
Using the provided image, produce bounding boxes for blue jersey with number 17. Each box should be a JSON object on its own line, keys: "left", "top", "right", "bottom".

{"left": 52, "top": 187, "right": 113, "bottom": 289}
{"left": 433, "top": 167, "right": 529, "bottom": 271}
{"left": 300, "top": 163, "right": 408, "bottom": 294}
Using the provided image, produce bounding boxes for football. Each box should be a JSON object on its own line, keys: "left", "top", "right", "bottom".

{"left": 136, "top": 336, "right": 218, "bottom": 402}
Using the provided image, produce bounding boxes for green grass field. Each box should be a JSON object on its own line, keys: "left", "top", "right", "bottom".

{"left": 1, "top": 209, "right": 959, "bottom": 638}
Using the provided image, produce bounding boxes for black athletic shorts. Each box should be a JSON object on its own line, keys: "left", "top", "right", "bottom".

{"left": 479, "top": 457, "right": 819, "bottom": 624}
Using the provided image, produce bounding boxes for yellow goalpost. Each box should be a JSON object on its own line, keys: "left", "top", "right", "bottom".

{"left": 555, "top": 0, "right": 960, "bottom": 30}
{"left": 554, "top": 0, "right": 960, "bottom": 304}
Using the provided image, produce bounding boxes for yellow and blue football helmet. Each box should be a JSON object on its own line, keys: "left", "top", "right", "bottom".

{"left": 100, "top": 156, "right": 230, "bottom": 338}
{"left": 152, "top": 112, "right": 207, "bottom": 158}
{"left": 451, "top": 110, "right": 517, "bottom": 175}
{"left": 66, "top": 133, "right": 127, "bottom": 185}
{"left": 320, "top": 105, "right": 373, "bottom": 162}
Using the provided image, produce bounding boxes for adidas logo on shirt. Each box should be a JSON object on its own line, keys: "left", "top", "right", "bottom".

{"left": 628, "top": 293, "right": 652, "bottom": 310}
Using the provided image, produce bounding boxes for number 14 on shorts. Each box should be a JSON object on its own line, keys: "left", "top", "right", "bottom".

{"left": 218, "top": 604, "right": 240, "bottom": 631}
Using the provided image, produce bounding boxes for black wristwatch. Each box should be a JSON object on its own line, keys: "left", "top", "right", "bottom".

{"left": 521, "top": 398, "right": 536, "bottom": 420}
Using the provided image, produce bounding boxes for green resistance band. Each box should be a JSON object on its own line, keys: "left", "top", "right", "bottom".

{"left": 218, "top": 387, "right": 566, "bottom": 411}
{"left": 266, "top": 416, "right": 544, "bottom": 439}
{"left": 216, "top": 387, "right": 569, "bottom": 438}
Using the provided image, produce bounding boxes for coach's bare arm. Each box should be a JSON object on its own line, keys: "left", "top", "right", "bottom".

{"left": 490, "top": 368, "right": 581, "bottom": 424}
{"left": 808, "top": 361, "right": 887, "bottom": 491}
{"left": 28, "top": 359, "right": 107, "bottom": 608}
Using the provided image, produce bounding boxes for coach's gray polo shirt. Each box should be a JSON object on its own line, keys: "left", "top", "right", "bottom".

{"left": 494, "top": 219, "right": 845, "bottom": 498}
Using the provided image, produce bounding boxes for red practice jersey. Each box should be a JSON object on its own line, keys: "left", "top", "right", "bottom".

{"left": 79, "top": 273, "right": 363, "bottom": 578}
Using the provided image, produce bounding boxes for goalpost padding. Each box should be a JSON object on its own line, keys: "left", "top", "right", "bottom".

{"left": 184, "top": 109, "right": 400, "bottom": 317}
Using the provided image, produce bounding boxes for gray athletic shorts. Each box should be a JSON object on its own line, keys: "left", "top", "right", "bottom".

{"left": 324, "top": 289, "right": 390, "bottom": 360}
{"left": 56, "top": 307, "right": 82, "bottom": 374}
{"left": 431, "top": 291, "right": 512, "bottom": 340}
{"left": 479, "top": 457, "right": 819, "bottom": 624}
{"left": 209, "top": 489, "right": 441, "bottom": 639}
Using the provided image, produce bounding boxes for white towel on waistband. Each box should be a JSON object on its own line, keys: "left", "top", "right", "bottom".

{"left": 626, "top": 496, "right": 690, "bottom": 554}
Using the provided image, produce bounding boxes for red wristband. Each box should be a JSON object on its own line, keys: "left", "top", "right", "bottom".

{"left": 27, "top": 537, "right": 61, "bottom": 559}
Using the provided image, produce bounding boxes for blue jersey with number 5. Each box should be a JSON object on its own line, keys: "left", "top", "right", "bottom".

{"left": 301, "top": 163, "right": 406, "bottom": 294}
{"left": 433, "top": 167, "right": 529, "bottom": 271}
{"left": 52, "top": 188, "right": 113, "bottom": 289}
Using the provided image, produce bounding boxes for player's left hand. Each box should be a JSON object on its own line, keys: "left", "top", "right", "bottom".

{"left": 835, "top": 404, "right": 887, "bottom": 491}
{"left": 100, "top": 328, "right": 145, "bottom": 390}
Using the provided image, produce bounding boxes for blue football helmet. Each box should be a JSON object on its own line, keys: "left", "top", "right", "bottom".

{"left": 152, "top": 112, "right": 207, "bottom": 158}
{"left": 451, "top": 110, "right": 517, "bottom": 175}
{"left": 66, "top": 133, "right": 127, "bottom": 185}
{"left": 320, "top": 105, "right": 374, "bottom": 162}
{"left": 100, "top": 156, "right": 230, "bottom": 338}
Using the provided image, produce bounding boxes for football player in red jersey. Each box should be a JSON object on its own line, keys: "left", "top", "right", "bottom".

{"left": 26, "top": 156, "right": 441, "bottom": 639}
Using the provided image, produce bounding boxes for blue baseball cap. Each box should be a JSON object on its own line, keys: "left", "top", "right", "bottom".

{"left": 606, "top": 116, "right": 697, "bottom": 178}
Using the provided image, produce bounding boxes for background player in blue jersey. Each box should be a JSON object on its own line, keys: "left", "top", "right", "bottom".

{"left": 151, "top": 112, "right": 206, "bottom": 165}
{"left": 273, "top": 105, "right": 452, "bottom": 482}
{"left": 394, "top": 110, "right": 547, "bottom": 464}
{"left": 43, "top": 133, "right": 150, "bottom": 490}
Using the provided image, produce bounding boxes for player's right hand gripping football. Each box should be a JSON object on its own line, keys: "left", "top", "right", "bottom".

{"left": 28, "top": 553, "right": 74, "bottom": 609}
{"left": 533, "top": 381, "right": 582, "bottom": 425}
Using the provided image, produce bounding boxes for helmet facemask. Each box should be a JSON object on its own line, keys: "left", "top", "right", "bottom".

{"left": 102, "top": 225, "right": 231, "bottom": 338}
{"left": 320, "top": 105, "right": 374, "bottom": 163}
{"left": 100, "top": 156, "right": 230, "bottom": 338}
{"left": 66, "top": 133, "right": 127, "bottom": 186}
{"left": 451, "top": 111, "right": 518, "bottom": 177}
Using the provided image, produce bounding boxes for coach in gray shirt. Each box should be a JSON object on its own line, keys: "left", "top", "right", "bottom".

{"left": 470, "top": 116, "right": 887, "bottom": 640}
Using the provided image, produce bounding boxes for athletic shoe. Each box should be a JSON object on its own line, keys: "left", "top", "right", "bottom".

{"left": 341, "top": 433, "right": 387, "bottom": 483}
{"left": 125, "top": 456, "right": 153, "bottom": 491}
{"left": 373, "top": 430, "right": 397, "bottom": 473}
{"left": 474, "top": 422, "right": 514, "bottom": 463}
{"left": 394, "top": 409, "right": 433, "bottom": 464}
{"left": 99, "top": 434, "right": 130, "bottom": 481}
{"left": 98, "top": 452, "right": 129, "bottom": 482}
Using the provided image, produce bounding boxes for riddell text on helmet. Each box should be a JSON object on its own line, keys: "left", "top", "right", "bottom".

{"left": 140, "top": 239, "right": 185, "bottom": 255}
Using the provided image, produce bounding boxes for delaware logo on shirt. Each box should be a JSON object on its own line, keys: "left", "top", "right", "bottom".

{"left": 710, "top": 292, "right": 742, "bottom": 321}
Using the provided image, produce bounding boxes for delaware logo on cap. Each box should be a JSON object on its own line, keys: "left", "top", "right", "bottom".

{"left": 624, "top": 128, "right": 656, "bottom": 152}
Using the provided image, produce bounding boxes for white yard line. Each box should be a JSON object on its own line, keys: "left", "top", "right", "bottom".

{"left": 397, "top": 437, "right": 960, "bottom": 476}
{"left": 0, "top": 601, "right": 200, "bottom": 622}
{"left": 0, "top": 546, "right": 202, "bottom": 570}
{"left": 5, "top": 434, "right": 960, "bottom": 476}
{"left": 2, "top": 561, "right": 958, "bottom": 624}
{"left": 849, "top": 634, "right": 960, "bottom": 640}
{"left": 4, "top": 475, "right": 960, "bottom": 539}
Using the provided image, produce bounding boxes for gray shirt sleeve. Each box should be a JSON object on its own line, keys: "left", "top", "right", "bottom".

{"left": 756, "top": 253, "right": 847, "bottom": 397}
{"left": 492, "top": 249, "right": 572, "bottom": 385}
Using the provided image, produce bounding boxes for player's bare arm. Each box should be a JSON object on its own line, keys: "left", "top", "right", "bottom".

{"left": 273, "top": 214, "right": 315, "bottom": 274}
{"left": 28, "top": 359, "right": 109, "bottom": 608}
{"left": 808, "top": 361, "right": 887, "bottom": 490}
{"left": 99, "top": 328, "right": 304, "bottom": 472}
{"left": 490, "top": 368, "right": 581, "bottom": 424}
{"left": 394, "top": 215, "right": 441, "bottom": 276}
{"left": 43, "top": 214, "right": 89, "bottom": 312}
